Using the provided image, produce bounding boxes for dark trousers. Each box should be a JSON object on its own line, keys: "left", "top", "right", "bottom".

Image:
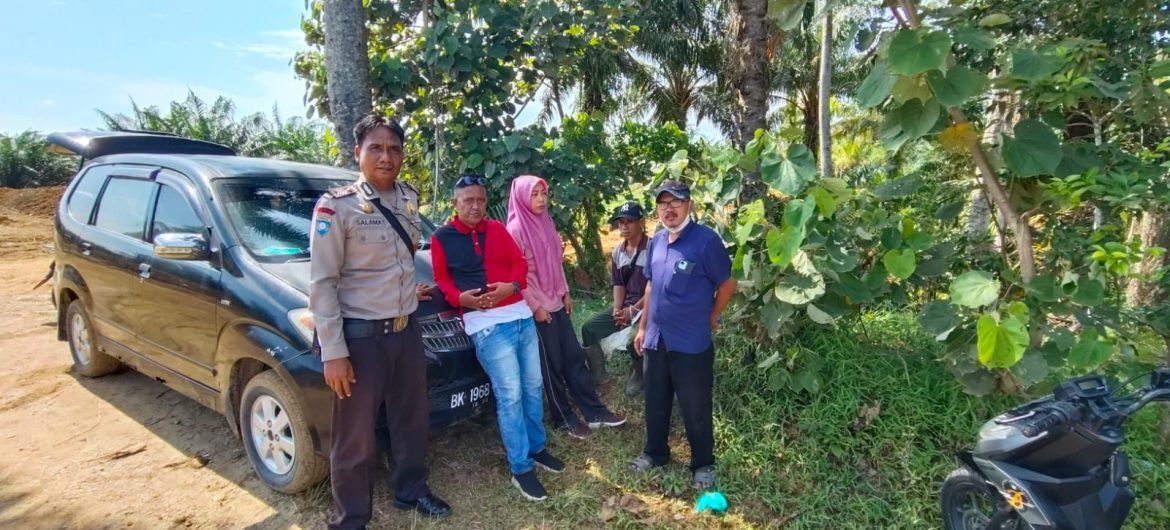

{"left": 581, "top": 310, "right": 621, "bottom": 348}
{"left": 328, "top": 318, "right": 429, "bottom": 530}
{"left": 535, "top": 309, "right": 608, "bottom": 427}
{"left": 643, "top": 337, "right": 715, "bottom": 471}
{"left": 581, "top": 310, "right": 637, "bottom": 363}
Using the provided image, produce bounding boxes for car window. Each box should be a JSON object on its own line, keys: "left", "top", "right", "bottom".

{"left": 151, "top": 184, "right": 204, "bottom": 241}
{"left": 67, "top": 166, "right": 110, "bottom": 223}
{"left": 94, "top": 177, "right": 157, "bottom": 240}
{"left": 214, "top": 177, "right": 437, "bottom": 263}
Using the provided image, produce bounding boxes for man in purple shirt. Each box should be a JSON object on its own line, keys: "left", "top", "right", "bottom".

{"left": 630, "top": 180, "right": 736, "bottom": 491}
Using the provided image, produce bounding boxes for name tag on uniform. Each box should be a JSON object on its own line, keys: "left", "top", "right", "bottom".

{"left": 674, "top": 259, "right": 695, "bottom": 275}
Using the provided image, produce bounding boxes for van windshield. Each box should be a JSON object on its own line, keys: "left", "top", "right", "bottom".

{"left": 214, "top": 177, "right": 435, "bottom": 263}
{"left": 215, "top": 178, "right": 350, "bottom": 262}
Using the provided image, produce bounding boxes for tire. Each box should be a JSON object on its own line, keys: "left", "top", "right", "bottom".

{"left": 65, "top": 300, "right": 120, "bottom": 377}
{"left": 940, "top": 468, "right": 1027, "bottom": 530}
{"left": 239, "top": 370, "right": 328, "bottom": 493}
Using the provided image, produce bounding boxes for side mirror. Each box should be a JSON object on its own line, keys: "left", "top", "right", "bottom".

{"left": 153, "top": 232, "right": 209, "bottom": 261}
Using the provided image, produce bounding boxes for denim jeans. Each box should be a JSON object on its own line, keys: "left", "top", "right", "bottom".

{"left": 471, "top": 316, "right": 546, "bottom": 475}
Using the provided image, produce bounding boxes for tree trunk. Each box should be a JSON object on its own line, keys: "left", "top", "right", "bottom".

{"left": 817, "top": 1, "right": 833, "bottom": 178}
{"left": 802, "top": 89, "right": 818, "bottom": 156}
{"left": 322, "top": 0, "right": 372, "bottom": 167}
{"left": 1127, "top": 209, "right": 1170, "bottom": 307}
{"left": 729, "top": 0, "right": 770, "bottom": 202}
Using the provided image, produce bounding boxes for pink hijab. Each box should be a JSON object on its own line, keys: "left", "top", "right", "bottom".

{"left": 506, "top": 175, "right": 568, "bottom": 299}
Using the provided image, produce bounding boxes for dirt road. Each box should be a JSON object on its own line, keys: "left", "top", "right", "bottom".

{"left": 0, "top": 188, "right": 711, "bottom": 530}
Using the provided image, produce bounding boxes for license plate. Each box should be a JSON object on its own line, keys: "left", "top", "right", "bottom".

{"left": 449, "top": 382, "right": 491, "bottom": 409}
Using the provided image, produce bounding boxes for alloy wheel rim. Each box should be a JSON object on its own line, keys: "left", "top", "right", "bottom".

{"left": 249, "top": 395, "right": 295, "bottom": 475}
{"left": 70, "top": 313, "right": 92, "bottom": 365}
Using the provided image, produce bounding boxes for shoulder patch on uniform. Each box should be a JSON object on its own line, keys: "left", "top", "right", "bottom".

{"left": 328, "top": 185, "right": 357, "bottom": 198}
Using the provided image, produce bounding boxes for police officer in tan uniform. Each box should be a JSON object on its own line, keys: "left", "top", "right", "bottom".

{"left": 310, "top": 114, "right": 451, "bottom": 528}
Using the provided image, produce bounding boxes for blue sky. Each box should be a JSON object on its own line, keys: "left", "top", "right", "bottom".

{"left": 1, "top": 0, "right": 312, "bottom": 134}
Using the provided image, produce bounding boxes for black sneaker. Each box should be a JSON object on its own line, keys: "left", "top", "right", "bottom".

{"left": 563, "top": 422, "right": 591, "bottom": 440}
{"left": 587, "top": 411, "right": 627, "bottom": 429}
{"left": 511, "top": 470, "right": 548, "bottom": 501}
{"left": 531, "top": 450, "right": 565, "bottom": 473}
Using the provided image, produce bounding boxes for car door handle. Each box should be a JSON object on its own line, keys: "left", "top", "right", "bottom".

{"left": 80, "top": 242, "right": 92, "bottom": 257}
{"left": 138, "top": 263, "right": 151, "bottom": 280}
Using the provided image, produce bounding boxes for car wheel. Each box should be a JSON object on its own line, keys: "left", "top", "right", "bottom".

{"left": 239, "top": 370, "right": 328, "bottom": 493}
{"left": 66, "top": 300, "right": 120, "bottom": 377}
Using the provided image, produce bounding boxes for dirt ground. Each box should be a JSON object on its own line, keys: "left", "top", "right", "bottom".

{"left": 0, "top": 188, "right": 691, "bottom": 530}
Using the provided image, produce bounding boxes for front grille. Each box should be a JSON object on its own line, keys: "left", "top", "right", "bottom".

{"left": 421, "top": 317, "right": 473, "bottom": 351}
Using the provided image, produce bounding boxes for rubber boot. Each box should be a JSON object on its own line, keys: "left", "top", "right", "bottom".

{"left": 624, "top": 353, "right": 645, "bottom": 396}
{"left": 583, "top": 344, "right": 609, "bottom": 385}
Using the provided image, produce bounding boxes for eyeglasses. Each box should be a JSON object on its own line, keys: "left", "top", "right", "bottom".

{"left": 454, "top": 175, "right": 488, "bottom": 189}
{"left": 656, "top": 198, "right": 686, "bottom": 211}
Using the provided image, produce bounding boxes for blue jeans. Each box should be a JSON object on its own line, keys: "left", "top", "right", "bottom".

{"left": 471, "top": 316, "right": 546, "bottom": 475}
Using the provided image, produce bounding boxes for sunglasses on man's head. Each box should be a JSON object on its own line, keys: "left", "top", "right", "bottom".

{"left": 454, "top": 175, "right": 488, "bottom": 189}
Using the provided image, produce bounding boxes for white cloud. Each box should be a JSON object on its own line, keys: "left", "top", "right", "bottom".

{"left": 41, "top": 99, "right": 55, "bottom": 107}
{"left": 210, "top": 28, "right": 307, "bottom": 61}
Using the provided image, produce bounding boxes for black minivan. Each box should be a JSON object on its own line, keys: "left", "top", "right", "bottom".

{"left": 48, "top": 131, "right": 490, "bottom": 493}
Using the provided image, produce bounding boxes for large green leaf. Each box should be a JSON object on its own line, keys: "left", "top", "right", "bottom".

{"left": 1072, "top": 278, "right": 1105, "bottom": 306}
{"left": 1002, "top": 120, "right": 1062, "bottom": 178}
{"left": 891, "top": 75, "right": 933, "bottom": 103}
{"left": 872, "top": 174, "right": 924, "bottom": 199}
{"left": 1055, "top": 141, "right": 1102, "bottom": 177}
{"left": 950, "top": 271, "right": 1000, "bottom": 308}
{"left": 766, "top": 0, "right": 808, "bottom": 31}
{"left": 806, "top": 304, "right": 835, "bottom": 325}
{"left": 761, "top": 143, "right": 817, "bottom": 196}
{"left": 883, "top": 249, "right": 917, "bottom": 280}
{"left": 896, "top": 99, "right": 941, "bottom": 139}
{"left": 1012, "top": 49, "right": 1063, "bottom": 82}
{"left": 952, "top": 25, "right": 996, "bottom": 51}
{"left": 926, "top": 66, "right": 988, "bottom": 107}
{"left": 1068, "top": 328, "right": 1113, "bottom": 368}
{"left": 1010, "top": 352, "right": 1051, "bottom": 387}
{"left": 935, "top": 200, "right": 964, "bottom": 221}
{"left": 887, "top": 29, "right": 953, "bottom": 76}
{"left": 833, "top": 272, "right": 872, "bottom": 303}
{"left": 978, "top": 13, "right": 1011, "bottom": 27}
{"left": 766, "top": 226, "right": 803, "bottom": 268}
{"left": 857, "top": 63, "right": 897, "bottom": 109}
{"left": 977, "top": 313, "right": 1029, "bottom": 368}
{"left": 1024, "top": 274, "right": 1062, "bottom": 302}
{"left": 919, "top": 300, "right": 960, "bottom": 340}
{"left": 774, "top": 255, "right": 825, "bottom": 305}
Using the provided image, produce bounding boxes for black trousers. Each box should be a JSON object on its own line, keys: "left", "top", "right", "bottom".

{"left": 581, "top": 310, "right": 621, "bottom": 348}
{"left": 643, "top": 337, "right": 715, "bottom": 471}
{"left": 328, "top": 317, "right": 429, "bottom": 530}
{"left": 535, "top": 308, "right": 608, "bottom": 427}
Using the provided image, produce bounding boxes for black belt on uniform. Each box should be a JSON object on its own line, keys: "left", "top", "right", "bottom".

{"left": 342, "top": 315, "right": 410, "bottom": 338}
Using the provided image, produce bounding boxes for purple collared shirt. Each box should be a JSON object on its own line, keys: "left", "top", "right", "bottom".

{"left": 641, "top": 221, "right": 732, "bottom": 354}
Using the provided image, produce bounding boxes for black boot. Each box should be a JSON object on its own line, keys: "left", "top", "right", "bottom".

{"left": 624, "top": 353, "right": 644, "bottom": 396}
{"left": 583, "top": 344, "right": 609, "bottom": 385}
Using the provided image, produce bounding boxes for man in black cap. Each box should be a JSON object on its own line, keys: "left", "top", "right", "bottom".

{"left": 580, "top": 200, "right": 649, "bottom": 395}
{"left": 629, "top": 180, "right": 735, "bottom": 491}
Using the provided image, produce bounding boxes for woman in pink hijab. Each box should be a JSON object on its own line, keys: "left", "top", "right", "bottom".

{"left": 506, "top": 175, "right": 626, "bottom": 439}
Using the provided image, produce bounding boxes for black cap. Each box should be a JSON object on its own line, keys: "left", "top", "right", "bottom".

{"left": 653, "top": 179, "right": 691, "bottom": 200}
{"left": 608, "top": 201, "right": 645, "bottom": 223}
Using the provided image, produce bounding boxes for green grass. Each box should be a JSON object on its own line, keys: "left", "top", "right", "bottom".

{"left": 292, "top": 296, "right": 1170, "bottom": 529}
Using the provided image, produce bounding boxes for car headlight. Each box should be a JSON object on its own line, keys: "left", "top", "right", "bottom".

{"left": 287, "top": 308, "right": 315, "bottom": 345}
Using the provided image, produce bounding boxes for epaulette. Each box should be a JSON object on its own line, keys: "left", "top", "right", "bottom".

{"left": 399, "top": 180, "right": 420, "bottom": 196}
{"left": 328, "top": 185, "right": 358, "bottom": 198}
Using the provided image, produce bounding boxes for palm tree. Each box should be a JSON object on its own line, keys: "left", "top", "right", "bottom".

{"left": 0, "top": 131, "right": 77, "bottom": 187}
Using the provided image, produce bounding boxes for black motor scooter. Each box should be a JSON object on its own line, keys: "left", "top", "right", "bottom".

{"left": 940, "top": 368, "right": 1170, "bottom": 529}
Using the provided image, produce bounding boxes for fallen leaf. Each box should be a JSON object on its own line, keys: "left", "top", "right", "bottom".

{"left": 599, "top": 505, "right": 617, "bottom": 522}
{"left": 852, "top": 400, "right": 882, "bottom": 431}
